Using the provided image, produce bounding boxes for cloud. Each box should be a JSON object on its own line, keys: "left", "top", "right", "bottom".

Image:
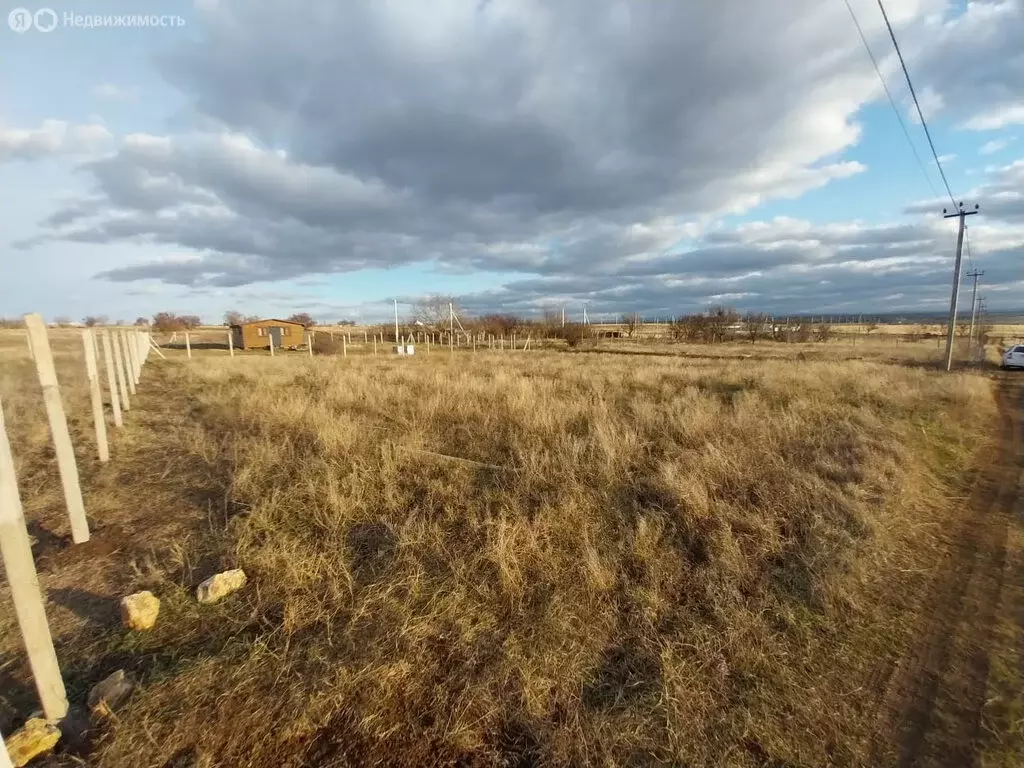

{"left": 964, "top": 105, "right": 1024, "bottom": 132}
{"left": 20, "top": 0, "right": 903, "bottom": 289}
{"left": 910, "top": 0, "right": 1024, "bottom": 131}
{"left": 906, "top": 159, "right": 1024, "bottom": 222}
{"left": 7, "top": 0, "right": 1024, "bottom": 317}
{"left": 92, "top": 83, "right": 136, "bottom": 101}
{"left": 0, "top": 120, "right": 112, "bottom": 162}
{"left": 980, "top": 139, "right": 1011, "bottom": 155}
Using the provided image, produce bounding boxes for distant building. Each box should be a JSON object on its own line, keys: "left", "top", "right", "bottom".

{"left": 230, "top": 318, "right": 306, "bottom": 350}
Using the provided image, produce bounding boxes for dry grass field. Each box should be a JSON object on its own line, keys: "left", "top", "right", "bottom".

{"left": 1, "top": 328, "right": 1023, "bottom": 767}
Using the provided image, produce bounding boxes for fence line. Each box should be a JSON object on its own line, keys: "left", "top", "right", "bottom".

{"left": 82, "top": 329, "right": 110, "bottom": 463}
{"left": 0, "top": 393, "right": 69, "bottom": 723}
{"left": 110, "top": 329, "right": 130, "bottom": 412}
{"left": 23, "top": 314, "right": 89, "bottom": 544}
{"left": 118, "top": 331, "right": 136, "bottom": 397}
{"left": 101, "top": 331, "right": 124, "bottom": 428}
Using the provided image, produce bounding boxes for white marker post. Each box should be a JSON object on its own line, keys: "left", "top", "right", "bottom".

{"left": 23, "top": 314, "right": 89, "bottom": 543}
{"left": 110, "top": 331, "right": 130, "bottom": 412}
{"left": 118, "top": 332, "right": 136, "bottom": 397}
{"left": 81, "top": 330, "right": 109, "bottom": 463}
{"left": 0, "top": 395, "right": 69, "bottom": 723}
{"left": 127, "top": 331, "right": 140, "bottom": 386}
{"left": 185, "top": 331, "right": 192, "bottom": 360}
{"left": 133, "top": 331, "right": 143, "bottom": 380}
{"left": 228, "top": 330, "right": 235, "bottom": 358}
{"left": 101, "top": 332, "right": 123, "bottom": 428}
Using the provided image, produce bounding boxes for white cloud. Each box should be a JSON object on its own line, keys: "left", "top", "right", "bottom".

{"left": 92, "top": 83, "right": 136, "bottom": 101}
{"left": 980, "top": 139, "right": 1011, "bottom": 155}
{"left": 0, "top": 120, "right": 113, "bottom": 162}
{"left": 965, "top": 106, "right": 1024, "bottom": 131}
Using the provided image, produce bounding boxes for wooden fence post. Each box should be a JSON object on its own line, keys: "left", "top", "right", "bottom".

{"left": 228, "top": 330, "right": 234, "bottom": 358}
{"left": 22, "top": 314, "right": 89, "bottom": 544}
{"left": 110, "top": 331, "right": 130, "bottom": 412}
{"left": 118, "top": 332, "right": 136, "bottom": 397}
{"left": 269, "top": 333, "right": 275, "bottom": 357}
{"left": 185, "top": 331, "right": 192, "bottom": 359}
{"left": 81, "top": 330, "right": 109, "bottom": 463}
{"left": 373, "top": 335, "right": 377, "bottom": 356}
{"left": 0, "top": 395, "right": 69, "bottom": 722}
{"left": 307, "top": 333, "right": 314, "bottom": 358}
{"left": 101, "top": 332, "right": 123, "bottom": 428}
{"left": 343, "top": 336, "right": 347, "bottom": 358}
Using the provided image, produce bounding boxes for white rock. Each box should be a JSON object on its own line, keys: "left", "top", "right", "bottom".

{"left": 120, "top": 591, "right": 160, "bottom": 631}
{"left": 5, "top": 718, "right": 60, "bottom": 768}
{"left": 196, "top": 569, "right": 248, "bottom": 604}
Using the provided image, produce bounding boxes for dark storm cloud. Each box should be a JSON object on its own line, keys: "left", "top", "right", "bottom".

{"left": 11, "top": 0, "right": 1024, "bottom": 314}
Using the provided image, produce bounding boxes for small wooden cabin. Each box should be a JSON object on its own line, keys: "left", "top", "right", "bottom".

{"left": 231, "top": 319, "right": 306, "bottom": 350}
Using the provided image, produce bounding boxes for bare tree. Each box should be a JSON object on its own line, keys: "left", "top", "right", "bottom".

{"left": 83, "top": 315, "right": 108, "bottom": 327}
{"left": 743, "top": 312, "right": 767, "bottom": 344}
{"left": 706, "top": 306, "right": 739, "bottom": 344}
{"left": 413, "top": 296, "right": 460, "bottom": 332}
{"left": 134, "top": 317, "right": 150, "bottom": 327}
{"left": 620, "top": 312, "right": 641, "bottom": 338}
{"left": 815, "top": 323, "right": 833, "bottom": 343}
{"left": 287, "top": 312, "right": 317, "bottom": 328}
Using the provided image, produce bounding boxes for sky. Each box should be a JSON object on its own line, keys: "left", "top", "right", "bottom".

{"left": 1, "top": 0, "right": 1022, "bottom": 324}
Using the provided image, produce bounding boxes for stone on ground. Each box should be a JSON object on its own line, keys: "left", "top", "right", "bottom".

{"left": 120, "top": 591, "right": 160, "bottom": 631}
{"left": 87, "top": 670, "right": 135, "bottom": 716}
{"left": 5, "top": 718, "right": 60, "bottom": 768}
{"left": 196, "top": 569, "right": 248, "bottom": 604}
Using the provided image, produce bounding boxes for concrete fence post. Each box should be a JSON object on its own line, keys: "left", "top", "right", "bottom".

{"left": 185, "top": 331, "right": 192, "bottom": 360}
{"left": 228, "top": 330, "right": 235, "bottom": 358}
{"left": 128, "top": 331, "right": 141, "bottom": 386}
{"left": 23, "top": 314, "right": 89, "bottom": 544}
{"left": 118, "top": 332, "right": 136, "bottom": 397}
{"left": 81, "top": 330, "right": 109, "bottom": 463}
{"left": 110, "top": 330, "right": 130, "bottom": 412}
{"left": 101, "top": 332, "right": 124, "bottom": 428}
{"left": 0, "top": 395, "right": 69, "bottom": 722}
{"left": 1, "top": 732, "right": 13, "bottom": 768}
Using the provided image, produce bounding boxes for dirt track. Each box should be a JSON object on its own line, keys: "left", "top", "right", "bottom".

{"left": 870, "top": 374, "right": 1024, "bottom": 767}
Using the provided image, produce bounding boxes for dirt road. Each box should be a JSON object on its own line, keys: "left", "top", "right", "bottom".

{"left": 871, "top": 374, "right": 1024, "bottom": 767}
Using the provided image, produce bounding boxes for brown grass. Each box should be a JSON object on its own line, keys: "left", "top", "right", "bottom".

{"left": 0, "top": 332, "right": 1004, "bottom": 766}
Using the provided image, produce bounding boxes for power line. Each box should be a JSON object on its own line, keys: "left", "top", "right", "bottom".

{"left": 875, "top": 0, "right": 957, "bottom": 208}
{"left": 841, "top": 0, "right": 939, "bottom": 199}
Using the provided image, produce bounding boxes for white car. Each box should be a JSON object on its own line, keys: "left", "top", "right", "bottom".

{"left": 1002, "top": 345, "right": 1024, "bottom": 369}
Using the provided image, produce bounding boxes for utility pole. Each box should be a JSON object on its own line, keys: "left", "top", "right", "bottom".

{"left": 561, "top": 307, "right": 565, "bottom": 327}
{"left": 583, "top": 306, "right": 589, "bottom": 326}
{"left": 966, "top": 269, "right": 984, "bottom": 361}
{"left": 942, "top": 202, "right": 980, "bottom": 371}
